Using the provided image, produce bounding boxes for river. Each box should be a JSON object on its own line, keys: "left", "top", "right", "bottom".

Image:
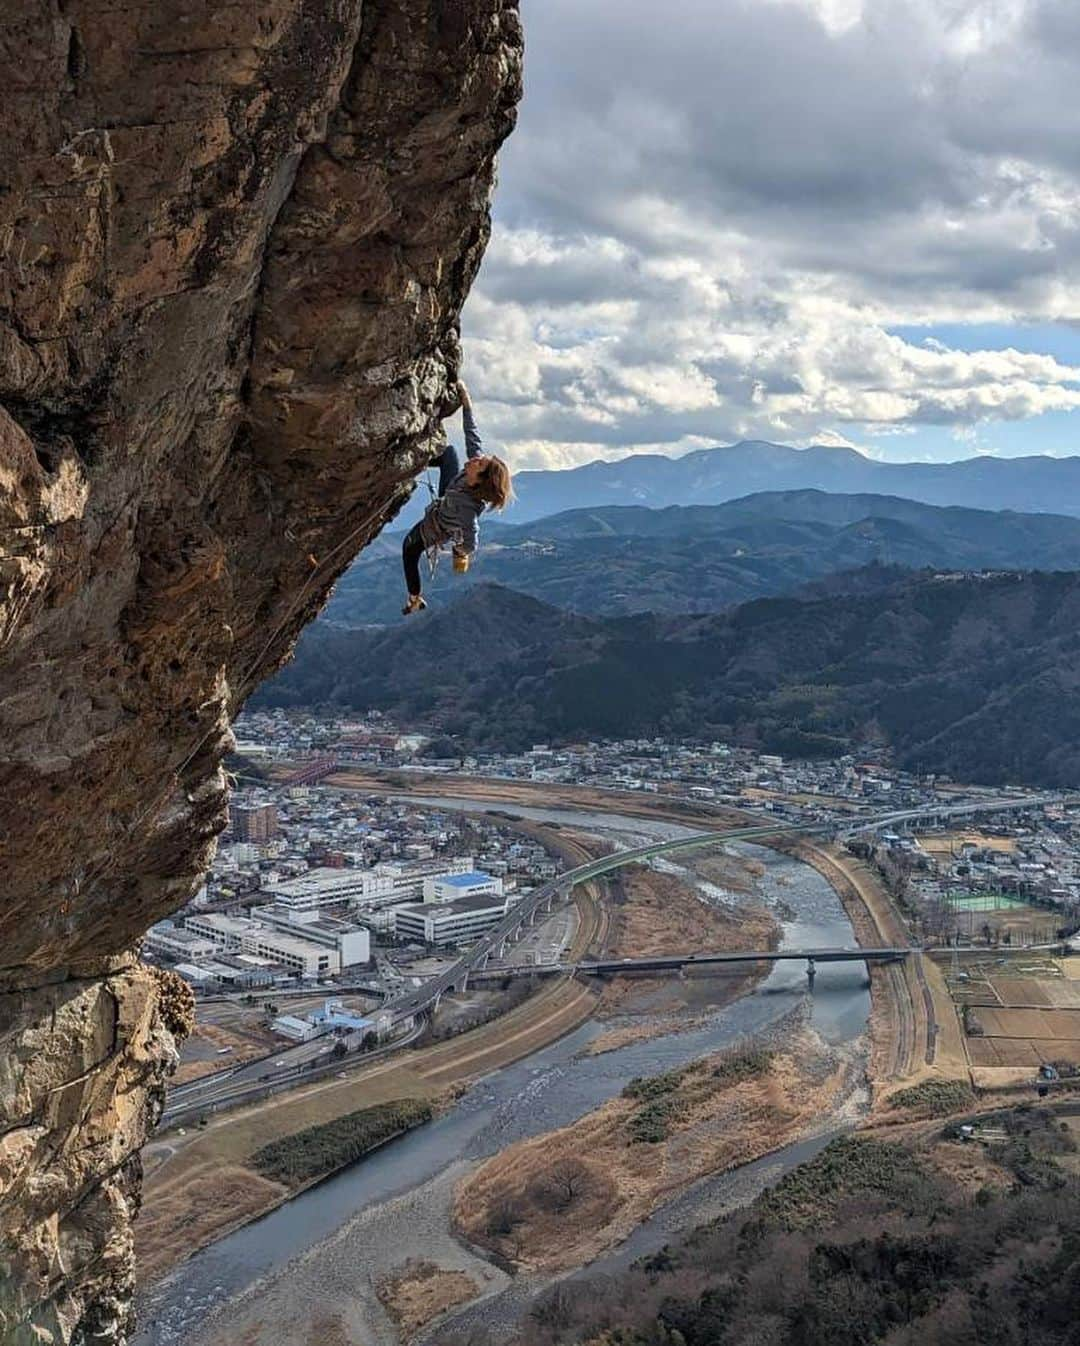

{"left": 134, "top": 805, "right": 870, "bottom": 1346}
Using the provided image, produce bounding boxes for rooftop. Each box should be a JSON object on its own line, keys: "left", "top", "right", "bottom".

{"left": 437, "top": 871, "right": 496, "bottom": 888}
{"left": 396, "top": 893, "right": 507, "bottom": 917}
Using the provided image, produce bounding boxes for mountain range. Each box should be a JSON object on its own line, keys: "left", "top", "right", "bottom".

{"left": 468, "top": 441, "right": 1080, "bottom": 524}
{"left": 260, "top": 571, "right": 1080, "bottom": 787}
{"left": 323, "top": 489, "right": 1080, "bottom": 625}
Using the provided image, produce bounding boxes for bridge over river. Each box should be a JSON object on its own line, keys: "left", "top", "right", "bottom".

{"left": 165, "top": 790, "right": 1062, "bottom": 1122}
{"left": 468, "top": 946, "right": 911, "bottom": 989}
{"left": 386, "top": 791, "right": 1061, "bottom": 1016}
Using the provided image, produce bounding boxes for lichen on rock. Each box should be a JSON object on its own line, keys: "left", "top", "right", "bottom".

{"left": 0, "top": 1, "right": 522, "bottom": 1339}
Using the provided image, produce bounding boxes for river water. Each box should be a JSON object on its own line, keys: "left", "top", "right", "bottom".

{"left": 134, "top": 806, "right": 870, "bottom": 1346}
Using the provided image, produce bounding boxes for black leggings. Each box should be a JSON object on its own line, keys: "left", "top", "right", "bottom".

{"left": 403, "top": 445, "right": 461, "bottom": 595}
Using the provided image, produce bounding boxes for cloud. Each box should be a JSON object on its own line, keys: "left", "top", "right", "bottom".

{"left": 462, "top": 0, "right": 1080, "bottom": 468}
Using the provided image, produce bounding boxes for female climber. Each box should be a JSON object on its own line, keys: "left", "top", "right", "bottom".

{"left": 401, "top": 380, "right": 513, "bottom": 615}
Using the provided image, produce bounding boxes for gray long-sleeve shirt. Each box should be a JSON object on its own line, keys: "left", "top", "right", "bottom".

{"left": 420, "top": 404, "right": 485, "bottom": 554}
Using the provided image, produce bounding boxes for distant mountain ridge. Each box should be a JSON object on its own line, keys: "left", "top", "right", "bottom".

{"left": 496, "top": 441, "right": 1080, "bottom": 523}
{"left": 261, "top": 570, "right": 1080, "bottom": 787}
{"left": 323, "top": 489, "right": 1080, "bottom": 625}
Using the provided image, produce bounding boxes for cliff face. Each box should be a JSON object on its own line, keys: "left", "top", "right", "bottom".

{"left": 0, "top": 2, "right": 522, "bottom": 1339}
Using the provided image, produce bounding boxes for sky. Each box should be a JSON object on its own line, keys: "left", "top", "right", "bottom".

{"left": 460, "top": 0, "right": 1080, "bottom": 470}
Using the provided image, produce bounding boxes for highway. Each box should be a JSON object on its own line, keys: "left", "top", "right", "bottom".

{"left": 163, "top": 789, "right": 1064, "bottom": 1123}
{"left": 162, "top": 1019, "right": 425, "bottom": 1127}
{"left": 382, "top": 790, "right": 1063, "bottom": 1019}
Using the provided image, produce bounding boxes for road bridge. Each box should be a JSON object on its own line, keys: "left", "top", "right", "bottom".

{"left": 468, "top": 946, "right": 908, "bottom": 990}
{"left": 163, "top": 789, "right": 1065, "bottom": 1122}
{"left": 383, "top": 792, "right": 1060, "bottom": 1019}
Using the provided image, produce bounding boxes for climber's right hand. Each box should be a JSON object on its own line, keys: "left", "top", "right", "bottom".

{"left": 453, "top": 550, "right": 470, "bottom": 574}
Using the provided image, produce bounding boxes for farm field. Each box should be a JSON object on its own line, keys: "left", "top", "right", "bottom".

{"left": 946, "top": 955, "right": 1080, "bottom": 1081}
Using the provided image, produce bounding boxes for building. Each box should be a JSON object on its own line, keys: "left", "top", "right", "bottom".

{"left": 250, "top": 905, "right": 371, "bottom": 968}
{"left": 144, "top": 923, "right": 218, "bottom": 961}
{"left": 239, "top": 927, "right": 340, "bottom": 977}
{"left": 173, "top": 956, "right": 276, "bottom": 991}
{"left": 310, "top": 998, "right": 375, "bottom": 1034}
{"left": 268, "top": 857, "right": 476, "bottom": 915}
{"left": 218, "top": 842, "right": 263, "bottom": 866}
{"left": 185, "top": 910, "right": 346, "bottom": 979}
{"left": 270, "top": 1013, "right": 322, "bottom": 1042}
{"left": 392, "top": 893, "right": 509, "bottom": 948}
{"left": 230, "top": 801, "right": 278, "bottom": 842}
{"left": 203, "top": 954, "right": 277, "bottom": 989}
{"left": 422, "top": 870, "right": 503, "bottom": 904}
{"left": 184, "top": 912, "right": 255, "bottom": 951}
{"left": 173, "top": 961, "right": 216, "bottom": 986}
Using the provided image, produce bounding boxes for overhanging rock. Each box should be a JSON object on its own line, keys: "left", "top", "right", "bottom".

{"left": 0, "top": 2, "right": 522, "bottom": 1339}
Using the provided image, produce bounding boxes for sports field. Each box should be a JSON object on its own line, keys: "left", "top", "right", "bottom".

{"left": 948, "top": 892, "right": 1029, "bottom": 912}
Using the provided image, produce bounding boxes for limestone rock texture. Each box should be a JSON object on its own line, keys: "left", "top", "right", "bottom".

{"left": 0, "top": 2, "right": 522, "bottom": 1340}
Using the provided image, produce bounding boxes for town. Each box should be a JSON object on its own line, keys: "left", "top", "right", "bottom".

{"left": 141, "top": 708, "right": 1080, "bottom": 1088}
{"left": 138, "top": 717, "right": 1080, "bottom": 1345}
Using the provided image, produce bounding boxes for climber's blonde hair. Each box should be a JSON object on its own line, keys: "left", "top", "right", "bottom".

{"left": 475, "top": 455, "right": 514, "bottom": 511}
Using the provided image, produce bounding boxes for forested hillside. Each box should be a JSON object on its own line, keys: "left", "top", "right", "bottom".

{"left": 468, "top": 1111, "right": 1080, "bottom": 1346}
{"left": 324, "top": 491, "right": 1080, "bottom": 626}
{"left": 259, "top": 570, "right": 1080, "bottom": 786}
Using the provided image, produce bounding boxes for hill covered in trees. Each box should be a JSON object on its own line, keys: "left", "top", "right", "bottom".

{"left": 324, "top": 491, "right": 1080, "bottom": 626}
{"left": 467, "top": 1106, "right": 1080, "bottom": 1346}
{"left": 258, "top": 569, "right": 1080, "bottom": 786}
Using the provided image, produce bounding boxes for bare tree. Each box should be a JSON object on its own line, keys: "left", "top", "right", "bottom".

{"left": 485, "top": 1193, "right": 526, "bottom": 1238}
{"left": 531, "top": 1158, "right": 593, "bottom": 1212}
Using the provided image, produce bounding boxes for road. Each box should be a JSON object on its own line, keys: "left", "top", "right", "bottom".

{"left": 383, "top": 791, "right": 1060, "bottom": 1020}
{"left": 161, "top": 1020, "right": 426, "bottom": 1126}
{"left": 473, "top": 946, "right": 910, "bottom": 980}
{"left": 165, "top": 789, "right": 1062, "bottom": 1120}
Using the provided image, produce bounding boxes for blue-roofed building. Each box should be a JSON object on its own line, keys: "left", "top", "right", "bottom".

{"left": 310, "top": 998, "right": 375, "bottom": 1033}
{"left": 422, "top": 870, "right": 503, "bottom": 904}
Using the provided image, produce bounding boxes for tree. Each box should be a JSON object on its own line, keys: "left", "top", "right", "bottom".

{"left": 486, "top": 1194, "right": 526, "bottom": 1238}
{"left": 531, "top": 1158, "right": 593, "bottom": 1212}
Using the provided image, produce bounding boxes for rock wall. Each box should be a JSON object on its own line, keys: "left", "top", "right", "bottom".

{"left": 0, "top": 2, "right": 522, "bottom": 1339}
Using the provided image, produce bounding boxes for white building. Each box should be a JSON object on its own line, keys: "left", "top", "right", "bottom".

{"left": 185, "top": 911, "right": 345, "bottom": 978}
{"left": 267, "top": 857, "right": 474, "bottom": 915}
{"left": 270, "top": 1013, "right": 322, "bottom": 1042}
{"left": 239, "top": 928, "right": 340, "bottom": 978}
{"left": 393, "top": 893, "right": 509, "bottom": 948}
{"left": 145, "top": 923, "right": 218, "bottom": 961}
{"left": 250, "top": 904, "right": 370, "bottom": 967}
{"left": 423, "top": 870, "right": 503, "bottom": 904}
{"left": 218, "top": 842, "right": 263, "bottom": 865}
{"left": 173, "top": 961, "right": 216, "bottom": 986}
{"left": 184, "top": 912, "right": 255, "bottom": 951}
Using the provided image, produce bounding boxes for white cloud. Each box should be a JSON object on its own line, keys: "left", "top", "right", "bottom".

{"left": 464, "top": 0, "right": 1080, "bottom": 468}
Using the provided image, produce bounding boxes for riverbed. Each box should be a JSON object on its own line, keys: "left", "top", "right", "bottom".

{"left": 133, "top": 807, "right": 870, "bottom": 1346}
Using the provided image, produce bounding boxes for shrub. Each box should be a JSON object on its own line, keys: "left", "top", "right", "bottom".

{"left": 712, "top": 1046, "right": 773, "bottom": 1083}
{"left": 628, "top": 1095, "right": 684, "bottom": 1144}
{"left": 889, "top": 1080, "right": 973, "bottom": 1116}
{"left": 251, "top": 1097, "right": 433, "bottom": 1186}
{"left": 754, "top": 1136, "right": 933, "bottom": 1230}
{"left": 623, "top": 1068, "right": 685, "bottom": 1102}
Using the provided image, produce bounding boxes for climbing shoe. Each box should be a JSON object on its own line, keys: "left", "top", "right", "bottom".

{"left": 402, "top": 594, "right": 427, "bottom": 616}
